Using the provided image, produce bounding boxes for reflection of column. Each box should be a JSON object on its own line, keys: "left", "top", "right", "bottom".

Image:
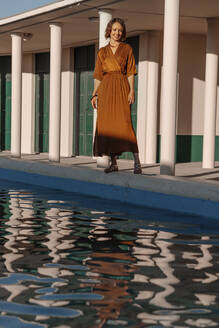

{"left": 195, "top": 236, "right": 213, "bottom": 270}
{"left": 11, "top": 33, "right": 23, "bottom": 158}
{"left": 49, "top": 23, "right": 62, "bottom": 162}
{"left": 150, "top": 231, "right": 179, "bottom": 309}
{"left": 3, "top": 192, "right": 24, "bottom": 272}
{"left": 183, "top": 236, "right": 213, "bottom": 271}
{"left": 96, "top": 9, "right": 112, "bottom": 168}
{"left": 33, "top": 206, "right": 73, "bottom": 315}
{"left": 42, "top": 207, "right": 63, "bottom": 266}
{"left": 203, "top": 19, "right": 219, "bottom": 168}
{"left": 136, "top": 230, "right": 180, "bottom": 326}
{"left": 160, "top": 0, "right": 180, "bottom": 175}
{"left": 40, "top": 207, "right": 75, "bottom": 275}
{"left": 1, "top": 192, "right": 33, "bottom": 308}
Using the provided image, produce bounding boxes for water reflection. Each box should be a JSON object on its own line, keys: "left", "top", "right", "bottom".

{"left": 0, "top": 186, "right": 218, "bottom": 327}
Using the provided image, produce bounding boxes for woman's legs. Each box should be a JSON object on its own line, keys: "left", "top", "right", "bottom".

{"left": 104, "top": 153, "right": 142, "bottom": 174}
{"left": 104, "top": 154, "right": 118, "bottom": 173}
{"left": 133, "top": 152, "right": 142, "bottom": 174}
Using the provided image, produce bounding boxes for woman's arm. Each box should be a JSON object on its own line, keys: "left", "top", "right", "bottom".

{"left": 128, "top": 75, "right": 135, "bottom": 105}
{"left": 91, "top": 79, "right": 101, "bottom": 109}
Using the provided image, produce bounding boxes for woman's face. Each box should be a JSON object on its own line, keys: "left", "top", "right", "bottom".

{"left": 110, "top": 22, "right": 123, "bottom": 42}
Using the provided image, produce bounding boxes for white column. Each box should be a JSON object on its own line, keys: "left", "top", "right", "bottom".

{"left": 145, "top": 32, "right": 160, "bottom": 164}
{"left": 160, "top": 0, "right": 180, "bottom": 176}
{"left": 60, "top": 48, "right": 74, "bottom": 157}
{"left": 99, "top": 9, "right": 112, "bottom": 47}
{"left": 137, "top": 32, "right": 149, "bottom": 164}
{"left": 202, "top": 19, "right": 219, "bottom": 168}
{"left": 21, "top": 54, "right": 35, "bottom": 154}
{"left": 95, "top": 9, "right": 112, "bottom": 168}
{"left": 137, "top": 32, "right": 160, "bottom": 164}
{"left": 11, "top": 33, "right": 23, "bottom": 157}
{"left": 49, "top": 23, "right": 62, "bottom": 162}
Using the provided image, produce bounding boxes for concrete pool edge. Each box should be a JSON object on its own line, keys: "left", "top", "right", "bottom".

{"left": 0, "top": 157, "right": 219, "bottom": 220}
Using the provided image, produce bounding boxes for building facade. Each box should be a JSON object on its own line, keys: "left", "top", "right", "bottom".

{"left": 0, "top": 0, "right": 219, "bottom": 175}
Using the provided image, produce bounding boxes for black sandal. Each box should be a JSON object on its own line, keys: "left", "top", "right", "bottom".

{"left": 134, "top": 163, "right": 142, "bottom": 174}
{"left": 104, "top": 164, "right": 118, "bottom": 173}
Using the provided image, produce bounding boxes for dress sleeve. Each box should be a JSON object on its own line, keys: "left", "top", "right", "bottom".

{"left": 127, "top": 46, "right": 137, "bottom": 77}
{"left": 93, "top": 50, "right": 103, "bottom": 81}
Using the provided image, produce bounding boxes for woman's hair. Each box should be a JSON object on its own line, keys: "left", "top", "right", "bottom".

{"left": 105, "top": 18, "right": 126, "bottom": 41}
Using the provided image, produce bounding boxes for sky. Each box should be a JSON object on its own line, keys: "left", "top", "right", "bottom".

{"left": 0, "top": 0, "right": 60, "bottom": 18}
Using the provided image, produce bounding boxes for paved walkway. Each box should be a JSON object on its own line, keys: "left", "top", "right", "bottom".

{"left": 0, "top": 151, "right": 219, "bottom": 194}
{"left": 0, "top": 151, "right": 219, "bottom": 219}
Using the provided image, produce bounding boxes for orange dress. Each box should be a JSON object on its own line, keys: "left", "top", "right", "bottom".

{"left": 93, "top": 42, "right": 139, "bottom": 157}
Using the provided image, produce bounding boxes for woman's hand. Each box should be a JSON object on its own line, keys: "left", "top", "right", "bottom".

{"left": 91, "top": 95, "right": 97, "bottom": 109}
{"left": 128, "top": 90, "right": 135, "bottom": 105}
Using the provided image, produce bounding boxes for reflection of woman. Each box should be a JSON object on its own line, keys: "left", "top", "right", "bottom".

{"left": 91, "top": 18, "right": 142, "bottom": 174}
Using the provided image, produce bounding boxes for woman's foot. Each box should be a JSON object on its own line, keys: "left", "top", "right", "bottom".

{"left": 134, "top": 163, "right": 142, "bottom": 174}
{"left": 104, "top": 164, "right": 118, "bottom": 173}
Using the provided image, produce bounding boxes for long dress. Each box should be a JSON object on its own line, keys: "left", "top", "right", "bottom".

{"left": 93, "top": 42, "right": 139, "bottom": 157}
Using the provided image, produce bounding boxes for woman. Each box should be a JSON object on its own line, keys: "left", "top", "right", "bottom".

{"left": 91, "top": 18, "right": 142, "bottom": 174}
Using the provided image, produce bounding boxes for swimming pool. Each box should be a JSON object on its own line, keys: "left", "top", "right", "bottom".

{"left": 0, "top": 179, "right": 218, "bottom": 327}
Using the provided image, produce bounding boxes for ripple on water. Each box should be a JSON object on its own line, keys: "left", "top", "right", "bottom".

{"left": 0, "top": 301, "right": 82, "bottom": 318}
{"left": 0, "top": 181, "right": 219, "bottom": 328}
{"left": 0, "top": 315, "right": 46, "bottom": 328}
{"left": 37, "top": 293, "right": 104, "bottom": 301}
{"left": 0, "top": 273, "right": 66, "bottom": 285}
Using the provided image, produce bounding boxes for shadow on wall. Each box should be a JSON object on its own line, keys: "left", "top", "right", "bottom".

{"left": 176, "top": 33, "right": 206, "bottom": 162}
{"left": 156, "top": 33, "right": 219, "bottom": 163}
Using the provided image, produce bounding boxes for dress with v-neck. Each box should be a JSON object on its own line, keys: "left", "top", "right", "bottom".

{"left": 93, "top": 42, "right": 139, "bottom": 157}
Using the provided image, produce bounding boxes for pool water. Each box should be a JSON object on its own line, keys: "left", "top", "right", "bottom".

{"left": 0, "top": 180, "right": 218, "bottom": 327}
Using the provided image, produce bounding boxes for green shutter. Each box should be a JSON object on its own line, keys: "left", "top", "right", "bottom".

{"left": 35, "top": 53, "right": 50, "bottom": 153}
{"left": 73, "top": 45, "right": 95, "bottom": 156}
{"left": 0, "top": 56, "right": 11, "bottom": 150}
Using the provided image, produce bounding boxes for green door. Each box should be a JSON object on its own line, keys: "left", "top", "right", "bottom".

{"left": 0, "top": 56, "right": 11, "bottom": 150}
{"left": 73, "top": 45, "right": 95, "bottom": 156}
{"left": 35, "top": 53, "right": 50, "bottom": 153}
{"left": 121, "top": 35, "right": 139, "bottom": 160}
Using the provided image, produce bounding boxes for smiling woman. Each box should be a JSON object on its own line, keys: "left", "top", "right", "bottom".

{"left": 91, "top": 18, "right": 142, "bottom": 174}
{"left": 0, "top": 0, "right": 57, "bottom": 18}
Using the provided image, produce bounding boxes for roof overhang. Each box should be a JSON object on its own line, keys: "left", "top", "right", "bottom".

{"left": 0, "top": 0, "right": 218, "bottom": 55}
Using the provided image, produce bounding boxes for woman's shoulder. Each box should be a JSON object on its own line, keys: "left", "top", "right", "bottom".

{"left": 123, "top": 42, "right": 134, "bottom": 51}
{"left": 97, "top": 45, "right": 108, "bottom": 57}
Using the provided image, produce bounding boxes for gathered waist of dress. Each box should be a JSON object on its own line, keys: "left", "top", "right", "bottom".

{"left": 104, "top": 71, "right": 126, "bottom": 75}
{"left": 103, "top": 71, "right": 127, "bottom": 80}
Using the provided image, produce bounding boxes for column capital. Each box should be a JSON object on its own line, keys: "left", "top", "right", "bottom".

{"left": 98, "top": 8, "right": 112, "bottom": 15}
{"left": 49, "top": 22, "right": 63, "bottom": 28}
{"left": 11, "top": 32, "right": 23, "bottom": 38}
